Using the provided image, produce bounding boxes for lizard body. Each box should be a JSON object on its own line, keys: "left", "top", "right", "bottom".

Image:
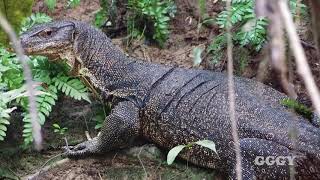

{"left": 20, "top": 20, "right": 320, "bottom": 179}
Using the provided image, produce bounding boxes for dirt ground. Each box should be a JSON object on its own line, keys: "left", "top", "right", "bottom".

{"left": 2, "top": 0, "right": 320, "bottom": 179}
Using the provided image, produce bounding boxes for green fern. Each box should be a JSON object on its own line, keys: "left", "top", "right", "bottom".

{"left": 127, "top": 0, "right": 176, "bottom": 47}
{"left": 0, "top": 84, "right": 44, "bottom": 142}
{"left": 207, "top": 34, "right": 227, "bottom": 63}
{"left": 216, "top": 0, "right": 254, "bottom": 29}
{"left": 0, "top": 103, "right": 13, "bottom": 141}
{"left": 22, "top": 85, "right": 58, "bottom": 144}
{"left": 235, "top": 18, "right": 268, "bottom": 51}
{"left": 45, "top": 0, "right": 57, "bottom": 11}
{"left": 20, "top": 13, "right": 52, "bottom": 33}
{"left": 0, "top": 13, "right": 91, "bottom": 145}
{"left": 53, "top": 73, "right": 91, "bottom": 103}
{"left": 210, "top": 0, "right": 306, "bottom": 63}
{"left": 20, "top": 57, "right": 90, "bottom": 145}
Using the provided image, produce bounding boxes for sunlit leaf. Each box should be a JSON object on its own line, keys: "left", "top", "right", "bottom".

{"left": 195, "top": 140, "right": 218, "bottom": 155}
{"left": 167, "top": 145, "right": 186, "bottom": 165}
{"left": 193, "top": 47, "right": 203, "bottom": 66}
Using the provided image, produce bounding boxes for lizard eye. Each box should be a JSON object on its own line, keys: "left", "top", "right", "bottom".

{"left": 38, "top": 29, "right": 53, "bottom": 38}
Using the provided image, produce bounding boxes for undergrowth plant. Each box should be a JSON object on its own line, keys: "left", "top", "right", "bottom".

{"left": 209, "top": 0, "right": 307, "bottom": 63}
{"left": 281, "top": 98, "right": 312, "bottom": 120}
{"left": 167, "top": 140, "right": 217, "bottom": 165}
{"left": 53, "top": 123, "right": 68, "bottom": 135}
{"left": 45, "top": 0, "right": 81, "bottom": 11}
{"left": 0, "top": 13, "right": 90, "bottom": 145}
{"left": 127, "top": 0, "right": 176, "bottom": 47}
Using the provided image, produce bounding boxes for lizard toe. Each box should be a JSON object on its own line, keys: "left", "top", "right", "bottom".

{"left": 62, "top": 139, "right": 99, "bottom": 158}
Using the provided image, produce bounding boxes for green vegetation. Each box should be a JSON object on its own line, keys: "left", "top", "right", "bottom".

{"left": 45, "top": 0, "right": 57, "bottom": 11}
{"left": 67, "top": 0, "right": 81, "bottom": 8}
{"left": 209, "top": 0, "right": 307, "bottom": 64}
{"left": 281, "top": 98, "right": 313, "bottom": 120}
{"left": 44, "top": 0, "right": 81, "bottom": 10}
{"left": 94, "top": 9, "right": 108, "bottom": 28}
{"left": 167, "top": 140, "right": 217, "bottom": 165}
{"left": 0, "top": 0, "right": 34, "bottom": 45}
{"left": 53, "top": 123, "right": 68, "bottom": 135}
{"left": 0, "top": 14, "right": 90, "bottom": 145}
{"left": 127, "top": 0, "right": 176, "bottom": 47}
{"left": 20, "top": 13, "right": 53, "bottom": 33}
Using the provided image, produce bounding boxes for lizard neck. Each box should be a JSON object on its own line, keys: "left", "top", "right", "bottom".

{"left": 72, "top": 22, "right": 175, "bottom": 104}
{"left": 72, "top": 25, "right": 141, "bottom": 98}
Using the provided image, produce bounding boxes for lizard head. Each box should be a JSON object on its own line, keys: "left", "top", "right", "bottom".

{"left": 20, "top": 20, "right": 75, "bottom": 59}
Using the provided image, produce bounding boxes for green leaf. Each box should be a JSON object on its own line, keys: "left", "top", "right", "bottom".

{"left": 45, "top": 0, "right": 56, "bottom": 11}
{"left": 0, "top": 119, "right": 10, "bottom": 125}
{"left": 195, "top": 140, "right": 218, "bottom": 154}
{"left": 22, "top": 131, "right": 32, "bottom": 137}
{"left": 67, "top": 0, "right": 81, "bottom": 8}
{"left": 40, "top": 106, "right": 50, "bottom": 116}
{"left": 44, "top": 95, "right": 55, "bottom": 105}
{"left": 52, "top": 123, "right": 60, "bottom": 129}
{"left": 22, "top": 116, "right": 31, "bottom": 122}
{"left": 0, "top": 130, "right": 6, "bottom": 137}
{"left": 23, "top": 123, "right": 33, "bottom": 128}
{"left": 193, "top": 47, "right": 203, "bottom": 66}
{"left": 167, "top": 145, "right": 186, "bottom": 165}
{"left": 95, "top": 123, "right": 102, "bottom": 129}
{"left": 0, "top": 124, "right": 7, "bottom": 131}
{"left": 23, "top": 128, "right": 32, "bottom": 133}
{"left": 38, "top": 112, "right": 46, "bottom": 125}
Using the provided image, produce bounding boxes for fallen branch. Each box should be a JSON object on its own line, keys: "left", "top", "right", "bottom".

{"left": 0, "top": 12, "right": 42, "bottom": 150}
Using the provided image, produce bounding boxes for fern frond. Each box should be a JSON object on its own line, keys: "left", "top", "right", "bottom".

{"left": 207, "top": 34, "right": 227, "bottom": 63}
{"left": 22, "top": 85, "right": 58, "bottom": 145}
{"left": 216, "top": 1, "right": 253, "bottom": 28}
{"left": 235, "top": 18, "right": 268, "bottom": 51}
{"left": 53, "top": 73, "right": 91, "bottom": 103}
{"left": 20, "top": 13, "right": 52, "bottom": 33}
{"left": 0, "top": 105, "right": 14, "bottom": 141}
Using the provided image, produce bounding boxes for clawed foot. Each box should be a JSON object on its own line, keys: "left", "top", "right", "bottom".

{"left": 63, "top": 138, "right": 99, "bottom": 158}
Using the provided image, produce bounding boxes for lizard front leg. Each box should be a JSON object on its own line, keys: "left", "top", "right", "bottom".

{"left": 64, "top": 101, "right": 140, "bottom": 157}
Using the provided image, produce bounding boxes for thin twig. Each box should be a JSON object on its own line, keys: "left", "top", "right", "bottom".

{"left": 64, "top": 137, "right": 69, "bottom": 148}
{"left": 226, "top": 0, "right": 242, "bottom": 179}
{"left": 85, "top": 131, "right": 92, "bottom": 140}
{"left": 35, "top": 153, "right": 64, "bottom": 180}
{"left": 279, "top": 0, "right": 320, "bottom": 118}
{"left": 0, "top": 13, "right": 41, "bottom": 150}
{"left": 22, "top": 158, "right": 69, "bottom": 180}
{"left": 137, "top": 146, "right": 148, "bottom": 178}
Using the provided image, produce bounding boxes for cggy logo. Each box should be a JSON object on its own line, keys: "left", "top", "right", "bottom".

{"left": 254, "top": 156, "right": 297, "bottom": 166}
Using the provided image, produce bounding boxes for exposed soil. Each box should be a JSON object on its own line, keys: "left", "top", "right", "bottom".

{"left": 1, "top": 0, "right": 320, "bottom": 179}
{"left": 26, "top": 147, "right": 217, "bottom": 180}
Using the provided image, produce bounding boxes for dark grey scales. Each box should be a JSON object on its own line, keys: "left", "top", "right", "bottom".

{"left": 20, "top": 20, "right": 320, "bottom": 179}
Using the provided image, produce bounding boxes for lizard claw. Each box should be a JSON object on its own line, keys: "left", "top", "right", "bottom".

{"left": 62, "top": 138, "right": 99, "bottom": 158}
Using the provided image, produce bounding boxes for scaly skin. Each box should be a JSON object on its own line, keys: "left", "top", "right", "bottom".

{"left": 20, "top": 20, "right": 320, "bottom": 179}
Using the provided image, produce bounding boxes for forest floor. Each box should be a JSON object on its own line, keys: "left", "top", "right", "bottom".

{"left": 1, "top": 0, "right": 320, "bottom": 179}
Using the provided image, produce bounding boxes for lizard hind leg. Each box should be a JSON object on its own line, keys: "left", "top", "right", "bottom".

{"left": 230, "top": 138, "right": 293, "bottom": 180}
